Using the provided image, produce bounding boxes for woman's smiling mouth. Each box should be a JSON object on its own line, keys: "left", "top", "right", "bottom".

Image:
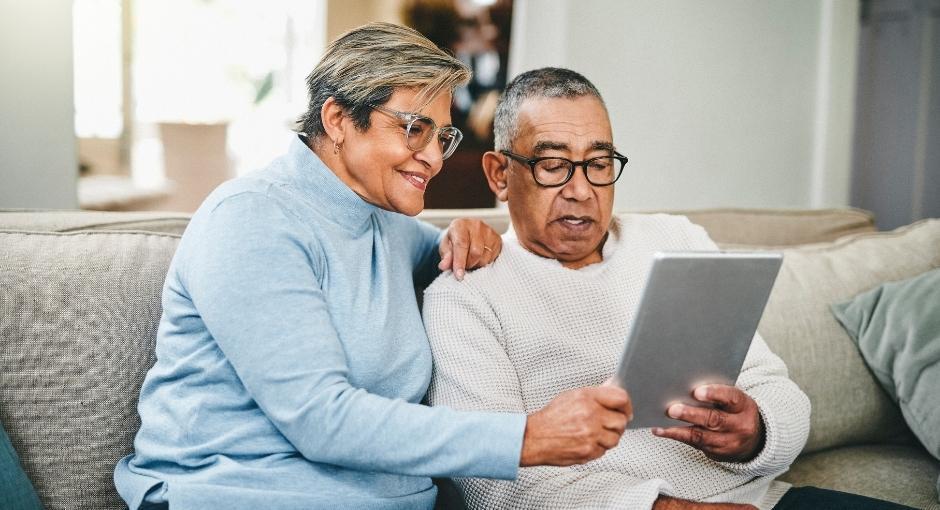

{"left": 399, "top": 171, "right": 429, "bottom": 191}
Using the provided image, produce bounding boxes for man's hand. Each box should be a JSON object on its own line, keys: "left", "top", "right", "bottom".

{"left": 520, "top": 386, "right": 632, "bottom": 467}
{"left": 653, "top": 495, "right": 757, "bottom": 510}
{"left": 438, "top": 218, "right": 502, "bottom": 280}
{"left": 652, "top": 384, "right": 764, "bottom": 463}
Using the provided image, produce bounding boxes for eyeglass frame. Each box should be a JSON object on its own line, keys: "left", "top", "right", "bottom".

{"left": 367, "top": 103, "right": 464, "bottom": 159}
{"left": 500, "top": 149, "right": 628, "bottom": 187}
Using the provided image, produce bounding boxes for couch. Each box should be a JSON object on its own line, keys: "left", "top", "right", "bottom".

{"left": 1, "top": 207, "right": 938, "bottom": 510}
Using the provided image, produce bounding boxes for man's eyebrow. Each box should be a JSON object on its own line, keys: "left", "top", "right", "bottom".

{"left": 592, "top": 141, "right": 615, "bottom": 152}
{"left": 532, "top": 141, "right": 569, "bottom": 154}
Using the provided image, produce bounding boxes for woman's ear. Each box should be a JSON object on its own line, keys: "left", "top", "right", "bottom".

{"left": 320, "top": 97, "right": 346, "bottom": 146}
{"left": 482, "top": 151, "right": 510, "bottom": 202}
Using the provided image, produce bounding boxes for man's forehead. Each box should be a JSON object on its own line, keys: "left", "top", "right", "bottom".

{"left": 514, "top": 96, "right": 612, "bottom": 150}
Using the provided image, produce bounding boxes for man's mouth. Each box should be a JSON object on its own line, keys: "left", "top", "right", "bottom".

{"left": 556, "top": 215, "right": 595, "bottom": 229}
{"left": 399, "top": 171, "right": 429, "bottom": 191}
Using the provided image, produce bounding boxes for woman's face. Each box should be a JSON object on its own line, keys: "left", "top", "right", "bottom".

{"left": 339, "top": 88, "right": 454, "bottom": 216}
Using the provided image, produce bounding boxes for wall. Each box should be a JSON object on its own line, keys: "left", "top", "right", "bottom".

{"left": 0, "top": 0, "right": 78, "bottom": 209}
{"left": 326, "top": 0, "right": 402, "bottom": 43}
{"left": 509, "top": 0, "right": 859, "bottom": 211}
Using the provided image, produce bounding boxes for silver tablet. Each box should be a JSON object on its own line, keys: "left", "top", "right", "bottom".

{"left": 615, "top": 251, "right": 782, "bottom": 429}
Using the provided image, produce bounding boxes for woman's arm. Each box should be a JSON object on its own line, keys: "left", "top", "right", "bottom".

{"left": 184, "top": 193, "right": 525, "bottom": 479}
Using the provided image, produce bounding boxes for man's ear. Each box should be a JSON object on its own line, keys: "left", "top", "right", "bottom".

{"left": 482, "top": 151, "right": 510, "bottom": 202}
{"left": 320, "top": 97, "right": 346, "bottom": 146}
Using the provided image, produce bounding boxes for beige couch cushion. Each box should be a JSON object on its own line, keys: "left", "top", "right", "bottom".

{"left": 0, "top": 230, "right": 179, "bottom": 510}
{"left": 782, "top": 444, "right": 940, "bottom": 509}
{"left": 418, "top": 207, "right": 876, "bottom": 247}
{"left": 670, "top": 207, "right": 876, "bottom": 247}
{"left": 758, "top": 219, "right": 940, "bottom": 454}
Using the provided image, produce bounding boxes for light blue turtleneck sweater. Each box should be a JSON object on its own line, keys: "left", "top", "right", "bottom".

{"left": 114, "top": 136, "right": 526, "bottom": 509}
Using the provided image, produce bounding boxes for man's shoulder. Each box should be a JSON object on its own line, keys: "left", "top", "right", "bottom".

{"left": 614, "top": 212, "right": 714, "bottom": 250}
{"left": 423, "top": 240, "right": 523, "bottom": 307}
{"left": 615, "top": 211, "right": 700, "bottom": 230}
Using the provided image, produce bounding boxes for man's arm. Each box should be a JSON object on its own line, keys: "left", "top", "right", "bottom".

{"left": 424, "top": 281, "right": 669, "bottom": 509}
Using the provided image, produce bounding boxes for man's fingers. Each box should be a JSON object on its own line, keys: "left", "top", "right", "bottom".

{"left": 592, "top": 387, "right": 632, "bottom": 418}
{"left": 602, "top": 411, "right": 628, "bottom": 434}
{"left": 694, "top": 384, "right": 748, "bottom": 413}
{"left": 652, "top": 426, "right": 720, "bottom": 450}
{"left": 597, "top": 428, "right": 623, "bottom": 449}
{"left": 667, "top": 403, "right": 727, "bottom": 431}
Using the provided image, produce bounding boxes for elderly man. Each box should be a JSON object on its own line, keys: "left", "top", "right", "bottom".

{"left": 423, "top": 68, "right": 914, "bottom": 510}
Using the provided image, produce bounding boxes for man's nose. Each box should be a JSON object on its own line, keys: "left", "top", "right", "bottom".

{"left": 560, "top": 166, "right": 593, "bottom": 201}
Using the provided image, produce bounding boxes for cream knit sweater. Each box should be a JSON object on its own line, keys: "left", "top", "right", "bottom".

{"left": 424, "top": 214, "right": 811, "bottom": 510}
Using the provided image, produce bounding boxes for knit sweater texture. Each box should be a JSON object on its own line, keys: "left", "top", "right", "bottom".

{"left": 114, "top": 136, "right": 526, "bottom": 510}
{"left": 424, "top": 214, "right": 811, "bottom": 510}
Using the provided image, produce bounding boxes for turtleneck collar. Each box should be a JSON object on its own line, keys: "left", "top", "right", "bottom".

{"left": 286, "top": 135, "right": 378, "bottom": 232}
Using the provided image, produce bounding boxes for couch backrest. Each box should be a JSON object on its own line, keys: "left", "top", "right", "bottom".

{"left": 0, "top": 209, "right": 191, "bottom": 236}
{"left": 418, "top": 207, "right": 876, "bottom": 247}
{"left": 757, "top": 219, "right": 940, "bottom": 453}
{"left": 0, "top": 229, "right": 179, "bottom": 510}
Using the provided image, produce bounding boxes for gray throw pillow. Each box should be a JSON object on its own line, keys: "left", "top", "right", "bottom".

{"left": 831, "top": 267, "right": 940, "bottom": 466}
{"left": 0, "top": 415, "right": 43, "bottom": 510}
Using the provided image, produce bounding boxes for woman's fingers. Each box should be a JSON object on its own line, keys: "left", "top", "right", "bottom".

{"left": 439, "top": 219, "right": 502, "bottom": 279}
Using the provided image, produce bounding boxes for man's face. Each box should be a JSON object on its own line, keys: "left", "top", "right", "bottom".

{"left": 499, "top": 96, "right": 616, "bottom": 269}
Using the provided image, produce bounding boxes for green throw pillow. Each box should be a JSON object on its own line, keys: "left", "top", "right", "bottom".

{"left": 831, "top": 267, "right": 940, "bottom": 462}
{"left": 0, "top": 416, "right": 43, "bottom": 509}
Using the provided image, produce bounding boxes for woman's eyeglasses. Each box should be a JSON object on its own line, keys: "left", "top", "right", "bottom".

{"left": 368, "top": 104, "right": 463, "bottom": 160}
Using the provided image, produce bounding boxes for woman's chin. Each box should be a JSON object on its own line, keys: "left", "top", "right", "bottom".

{"left": 390, "top": 197, "right": 425, "bottom": 217}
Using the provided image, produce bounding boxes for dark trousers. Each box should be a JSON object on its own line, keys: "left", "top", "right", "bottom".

{"left": 774, "top": 486, "right": 918, "bottom": 510}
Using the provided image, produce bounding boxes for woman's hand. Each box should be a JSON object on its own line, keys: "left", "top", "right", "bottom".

{"left": 438, "top": 219, "right": 502, "bottom": 280}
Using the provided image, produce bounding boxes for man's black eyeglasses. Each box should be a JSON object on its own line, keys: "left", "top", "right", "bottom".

{"left": 500, "top": 150, "right": 628, "bottom": 187}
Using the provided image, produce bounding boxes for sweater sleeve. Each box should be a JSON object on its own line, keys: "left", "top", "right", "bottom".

{"left": 183, "top": 193, "right": 525, "bottom": 479}
{"left": 424, "top": 280, "right": 671, "bottom": 510}
{"left": 717, "top": 333, "right": 811, "bottom": 477}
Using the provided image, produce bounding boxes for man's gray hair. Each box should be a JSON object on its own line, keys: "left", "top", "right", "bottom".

{"left": 493, "top": 67, "right": 605, "bottom": 151}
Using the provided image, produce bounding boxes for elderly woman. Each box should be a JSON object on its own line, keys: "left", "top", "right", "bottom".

{"left": 114, "top": 23, "right": 630, "bottom": 510}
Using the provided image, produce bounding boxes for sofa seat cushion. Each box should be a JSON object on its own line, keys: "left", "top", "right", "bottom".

{"left": 757, "top": 219, "right": 940, "bottom": 454}
{"left": 781, "top": 444, "right": 940, "bottom": 509}
{"left": 0, "top": 230, "right": 180, "bottom": 510}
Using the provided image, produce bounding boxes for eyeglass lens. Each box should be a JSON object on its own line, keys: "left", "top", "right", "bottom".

{"left": 404, "top": 116, "right": 462, "bottom": 159}
{"left": 533, "top": 157, "right": 624, "bottom": 186}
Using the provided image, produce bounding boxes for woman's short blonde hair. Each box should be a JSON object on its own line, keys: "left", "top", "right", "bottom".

{"left": 297, "top": 22, "right": 470, "bottom": 142}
